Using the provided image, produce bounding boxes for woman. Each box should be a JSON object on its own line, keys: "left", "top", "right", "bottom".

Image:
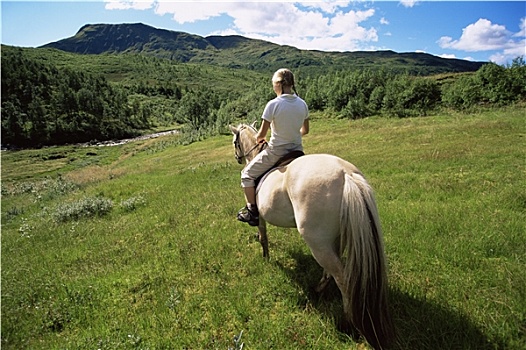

{"left": 237, "top": 68, "right": 309, "bottom": 226}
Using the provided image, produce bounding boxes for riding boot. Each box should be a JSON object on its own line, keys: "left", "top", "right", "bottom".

{"left": 237, "top": 204, "right": 259, "bottom": 226}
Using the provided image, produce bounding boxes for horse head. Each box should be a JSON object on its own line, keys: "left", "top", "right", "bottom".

{"left": 229, "top": 123, "right": 259, "bottom": 164}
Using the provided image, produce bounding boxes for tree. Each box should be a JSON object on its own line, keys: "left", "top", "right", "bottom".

{"left": 441, "top": 75, "right": 481, "bottom": 110}
{"left": 177, "top": 89, "right": 220, "bottom": 130}
{"left": 507, "top": 56, "right": 526, "bottom": 98}
{"left": 476, "top": 63, "right": 512, "bottom": 104}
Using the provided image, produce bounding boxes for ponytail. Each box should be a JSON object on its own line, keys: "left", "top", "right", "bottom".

{"left": 273, "top": 68, "right": 300, "bottom": 96}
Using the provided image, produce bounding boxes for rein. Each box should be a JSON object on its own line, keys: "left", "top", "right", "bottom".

{"left": 234, "top": 126, "right": 267, "bottom": 163}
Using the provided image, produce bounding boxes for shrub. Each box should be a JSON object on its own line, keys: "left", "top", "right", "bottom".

{"left": 119, "top": 195, "right": 146, "bottom": 212}
{"left": 52, "top": 196, "right": 113, "bottom": 222}
{"left": 441, "top": 74, "right": 481, "bottom": 110}
{"left": 341, "top": 92, "right": 371, "bottom": 119}
{"left": 1, "top": 176, "right": 79, "bottom": 200}
{"left": 442, "top": 59, "right": 526, "bottom": 110}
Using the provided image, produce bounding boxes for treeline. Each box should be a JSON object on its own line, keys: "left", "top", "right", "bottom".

{"left": 2, "top": 45, "right": 525, "bottom": 148}
{"left": 1, "top": 47, "right": 267, "bottom": 147}
{"left": 1, "top": 48, "right": 149, "bottom": 147}
{"left": 441, "top": 59, "right": 526, "bottom": 110}
{"left": 301, "top": 57, "right": 526, "bottom": 118}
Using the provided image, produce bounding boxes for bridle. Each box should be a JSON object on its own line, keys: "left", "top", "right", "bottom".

{"left": 233, "top": 125, "right": 267, "bottom": 164}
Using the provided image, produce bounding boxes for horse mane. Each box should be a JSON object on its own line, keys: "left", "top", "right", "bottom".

{"left": 237, "top": 122, "right": 258, "bottom": 133}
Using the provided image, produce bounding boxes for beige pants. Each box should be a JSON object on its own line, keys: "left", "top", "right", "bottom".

{"left": 241, "top": 145, "right": 302, "bottom": 187}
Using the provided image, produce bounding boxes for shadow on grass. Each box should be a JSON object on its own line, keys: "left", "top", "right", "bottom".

{"left": 277, "top": 249, "right": 503, "bottom": 350}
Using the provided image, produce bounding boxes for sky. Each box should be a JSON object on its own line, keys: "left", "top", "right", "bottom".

{"left": 1, "top": 1, "right": 525, "bottom": 65}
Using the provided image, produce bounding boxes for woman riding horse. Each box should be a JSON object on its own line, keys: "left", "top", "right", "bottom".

{"left": 230, "top": 70, "right": 395, "bottom": 347}
{"left": 236, "top": 68, "right": 309, "bottom": 226}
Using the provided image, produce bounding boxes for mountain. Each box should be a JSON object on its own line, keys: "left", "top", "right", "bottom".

{"left": 42, "top": 23, "right": 486, "bottom": 75}
{"left": 41, "top": 23, "right": 215, "bottom": 62}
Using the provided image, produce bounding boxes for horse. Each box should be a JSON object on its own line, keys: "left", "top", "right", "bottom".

{"left": 229, "top": 123, "right": 395, "bottom": 349}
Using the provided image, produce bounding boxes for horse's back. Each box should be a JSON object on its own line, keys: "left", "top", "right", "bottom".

{"left": 287, "top": 154, "right": 361, "bottom": 187}
{"left": 258, "top": 154, "right": 361, "bottom": 233}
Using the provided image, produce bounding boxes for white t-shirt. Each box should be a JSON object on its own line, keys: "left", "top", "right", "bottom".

{"left": 261, "top": 94, "right": 309, "bottom": 149}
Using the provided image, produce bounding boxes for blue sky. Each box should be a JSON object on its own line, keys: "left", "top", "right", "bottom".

{"left": 2, "top": 1, "right": 525, "bottom": 64}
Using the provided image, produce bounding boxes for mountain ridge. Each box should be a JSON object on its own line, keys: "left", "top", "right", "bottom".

{"left": 41, "top": 22, "right": 486, "bottom": 74}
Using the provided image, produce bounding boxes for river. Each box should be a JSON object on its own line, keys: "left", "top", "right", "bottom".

{"left": 80, "top": 130, "right": 179, "bottom": 147}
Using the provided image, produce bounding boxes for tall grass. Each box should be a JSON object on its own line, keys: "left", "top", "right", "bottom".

{"left": 1, "top": 106, "right": 524, "bottom": 349}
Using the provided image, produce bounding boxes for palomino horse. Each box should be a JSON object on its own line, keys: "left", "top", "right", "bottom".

{"left": 229, "top": 123, "right": 395, "bottom": 349}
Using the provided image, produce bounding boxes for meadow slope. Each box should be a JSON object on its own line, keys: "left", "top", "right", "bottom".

{"left": 2, "top": 107, "right": 525, "bottom": 349}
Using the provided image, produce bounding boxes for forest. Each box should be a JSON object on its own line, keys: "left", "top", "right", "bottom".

{"left": 2, "top": 45, "right": 525, "bottom": 148}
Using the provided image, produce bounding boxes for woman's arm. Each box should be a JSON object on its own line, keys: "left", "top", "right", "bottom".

{"left": 301, "top": 119, "right": 309, "bottom": 136}
{"left": 257, "top": 120, "right": 271, "bottom": 143}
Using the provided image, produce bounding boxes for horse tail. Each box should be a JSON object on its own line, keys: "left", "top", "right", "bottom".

{"left": 339, "top": 172, "right": 395, "bottom": 349}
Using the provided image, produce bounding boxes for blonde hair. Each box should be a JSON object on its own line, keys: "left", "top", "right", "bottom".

{"left": 272, "top": 68, "right": 298, "bottom": 95}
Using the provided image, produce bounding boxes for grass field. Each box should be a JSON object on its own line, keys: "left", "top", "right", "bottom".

{"left": 2, "top": 106, "right": 525, "bottom": 349}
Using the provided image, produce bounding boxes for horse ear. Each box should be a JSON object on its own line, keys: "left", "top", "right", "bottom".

{"left": 228, "top": 125, "right": 238, "bottom": 135}
{"left": 250, "top": 120, "right": 258, "bottom": 129}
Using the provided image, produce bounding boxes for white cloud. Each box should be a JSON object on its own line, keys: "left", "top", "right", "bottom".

{"left": 380, "top": 17, "right": 389, "bottom": 25}
{"left": 297, "top": 0, "right": 353, "bottom": 15}
{"left": 104, "top": 0, "right": 379, "bottom": 52}
{"left": 438, "top": 18, "right": 513, "bottom": 51}
{"left": 214, "top": 5, "right": 377, "bottom": 52}
{"left": 399, "top": 0, "right": 419, "bottom": 8}
{"left": 228, "top": 2, "right": 327, "bottom": 38}
{"left": 330, "top": 9, "right": 376, "bottom": 38}
{"left": 105, "top": 0, "right": 154, "bottom": 11}
{"left": 155, "top": 1, "right": 230, "bottom": 23}
{"left": 497, "top": 38, "right": 526, "bottom": 62}
{"left": 438, "top": 17, "right": 525, "bottom": 64}
{"left": 439, "top": 54, "right": 476, "bottom": 61}
{"left": 514, "top": 17, "right": 526, "bottom": 37}
{"left": 489, "top": 52, "right": 509, "bottom": 65}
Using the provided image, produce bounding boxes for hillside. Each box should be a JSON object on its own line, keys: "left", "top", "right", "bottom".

{"left": 4, "top": 40, "right": 525, "bottom": 148}
{"left": 41, "top": 22, "right": 486, "bottom": 75}
{"left": 2, "top": 108, "right": 525, "bottom": 349}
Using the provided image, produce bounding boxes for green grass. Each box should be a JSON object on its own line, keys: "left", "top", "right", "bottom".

{"left": 2, "top": 106, "right": 525, "bottom": 349}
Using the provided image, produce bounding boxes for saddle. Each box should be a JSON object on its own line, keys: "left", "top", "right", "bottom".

{"left": 255, "top": 150, "right": 305, "bottom": 189}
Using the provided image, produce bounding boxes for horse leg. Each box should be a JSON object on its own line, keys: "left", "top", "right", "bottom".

{"left": 315, "top": 270, "right": 333, "bottom": 294}
{"left": 306, "top": 245, "right": 347, "bottom": 306}
{"left": 304, "top": 241, "right": 353, "bottom": 333}
{"left": 315, "top": 240, "right": 339, "bottom": 293}
{"left": 257, "top": 219, "right": 269, "bottom": 259}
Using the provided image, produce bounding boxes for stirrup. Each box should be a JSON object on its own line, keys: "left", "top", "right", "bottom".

{"left": 237, "top": 206, "right": 259, "bottom": 226}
